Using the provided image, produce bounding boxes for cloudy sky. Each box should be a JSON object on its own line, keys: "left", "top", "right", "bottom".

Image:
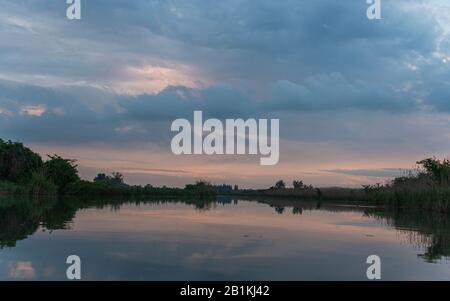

{"left": 1, "top": 0, "right": 450, "bottom": 188}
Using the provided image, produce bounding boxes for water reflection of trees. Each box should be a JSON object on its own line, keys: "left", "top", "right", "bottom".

{"left": 262, "top": 198, "right": 450, "bottom": 262}
{"left": 364, "top": 208, "right": 450, "bottom": 262}
{"left": 0, "top": 197, "right": 75, "bottom": 248}
{"left": 0, "top": 196, "right": 217, "bottom": 249}
{"left": 1, "top": 196, "right": 449, "bottom": 263}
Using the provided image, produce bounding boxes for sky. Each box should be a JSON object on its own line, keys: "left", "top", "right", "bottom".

{"left": 1, "top": 0, "right": 450, "bottom": 188}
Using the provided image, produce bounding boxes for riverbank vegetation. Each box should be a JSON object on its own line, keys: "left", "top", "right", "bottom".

{"left": 363, "top": 158, "right": 450, "bottom": 212}
{"left": 2, "top": 138, "right": 450, "bottom": 212}
{"left": 0, "top": 139, "right": 216, "bottom": 198}
{"left": 224, "top": 159, "right": 450, "bottom": 213}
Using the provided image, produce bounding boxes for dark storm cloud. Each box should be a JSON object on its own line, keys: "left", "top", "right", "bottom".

{"left": 0, "top": 80, "right": 126, "bottom": 144}
{"left": 1, "top": 0, "right": 446, "bottom": 85}
{"left": 1, "top": 0, "right": 450, "bottom": 149}
{"left": 0, "top": 79, "right": 437, "bottom": 149}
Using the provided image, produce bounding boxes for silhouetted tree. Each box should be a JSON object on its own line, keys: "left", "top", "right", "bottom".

{"left": 185, "top": 180, "right": 216, "bottom": 196}
{"left": 94, "top": 173, "right": 107, "bottom": 182}
{"left": 417, "top": 157, "right": 450, "bottom": 185}
{"left": 112, "top": 172, "right": 124, "bottom": 185}
{"left": 0, "top": 139, "right": 43, "bottom": 182}
{"left": 44, "top": 155, "right": 79, "bottom": 193}
{"left": 293, "top": 180, "right": 304, "bottom": 189}
{"left": 274, "top": 180, "right": 286, "bottom": 190}
{"left": 93, "top": 172, "right": 126, "bottom": 187}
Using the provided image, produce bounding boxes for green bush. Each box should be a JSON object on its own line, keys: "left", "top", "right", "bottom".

{"left": 26, "top": 171, "right": 58, "bottom": 197}
{"left": 0, "top": 181, "right": 27, "bottom": 195}
{"left": 0, "top": 139, "right": 43, "bottom": 182}
{"left": 44, "top": 155, "right": 79, "bottom": 194}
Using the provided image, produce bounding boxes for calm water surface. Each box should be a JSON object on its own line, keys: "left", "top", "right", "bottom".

{"left": 0, "top": 197, "right": 449, "bottom": 280}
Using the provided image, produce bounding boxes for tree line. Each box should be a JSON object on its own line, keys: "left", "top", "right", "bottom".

{"left": 0, "top": 139, "right": 216, "bottom": 198}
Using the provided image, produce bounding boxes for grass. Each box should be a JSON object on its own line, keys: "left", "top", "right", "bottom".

{"left": 365, "top": 182, "right": 450, "bottom": 213}
{"left": 0, "top": 172, "right": 57, "bottom": 198}
{"left": 226, "top": 158, "right": 450, "bottom": 213}
{"left": 227, "top": 179, "right": 450, "bottom": 213}
{"left": 0, "top": 181, "right": 27, "bottom": 196}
